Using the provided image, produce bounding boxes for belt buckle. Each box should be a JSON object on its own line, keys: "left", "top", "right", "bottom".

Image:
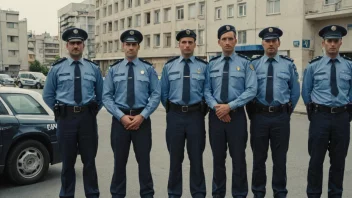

{"left": 268, "top": 106, "right": 275, "bottom": 113}
{"left": 129, "top": 110, "right": 134, "bottom": 116}
{"left": 181, "top": 106, "right": 189, "bottom": 112}
{"left": 331, "top": 107, "right": 337, "bottom": 114}
{"left": 73, "top": 106, "right": 81, "bottom": 113}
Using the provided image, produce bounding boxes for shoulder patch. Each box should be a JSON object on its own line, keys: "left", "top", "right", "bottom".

{"left": 343, "top": 55, "right": 352, "bottom": 61}
{"left": 110, "top": 59, "right": 123, "bottom": 68}
{"left": 309, "top": 56, "right": 323, "bottom": 64}
{"left": 250, "top": 55, "right": 262, "bottom": 62}
{"left": 195, "top": 57, "right": 208, "bottom": 64}
{"left": 280, "top": 55, "right": 294, "bottom": 62}
{"left": 84, "top": 58, "right": 99, "bottom": 66}
{"left": 237, "top": 53, "right": 251, "bottom": 60}
{"left": 209, "top": 55, "right": 221, "bottom": 63}
{"left": 51, "top": 57, "right": 67, "bottom": 66}
{"left": 139, "top": 58, "right": 153, "bottom": 66}
{"left": 165, "top": 56, "right": 179, "bottom": 64}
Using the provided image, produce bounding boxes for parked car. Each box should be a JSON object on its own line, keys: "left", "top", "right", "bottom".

{"left": 0, "top": 87, "right": 61, "bottom": 185}
{"left": 16, "top": 72, "right": 46, "bottom": 89}
{"left": 0, "top": 74, "right": 15, "bottom": 87}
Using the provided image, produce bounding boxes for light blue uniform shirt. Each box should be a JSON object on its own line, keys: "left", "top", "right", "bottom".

{"left": 160, "top": 56, "right": 207, "bottom": 107}
{"left": 204, "top": 52, "right": 257, "bottom": 110}
{"left": 43, "top": 57, "right": 103, "bottom": 110}
{"left": 302, "top": 55, "right": 352, "bottom": 106}
{"left": 251, "top": 54, "right": 300, "bottom": 109}
{"left": 102, "top": 58, "right": 160, "bottom": 121}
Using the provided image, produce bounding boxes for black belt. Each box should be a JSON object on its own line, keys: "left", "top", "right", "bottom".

{"left": 64, "top": 105, "right": 89, "bottom": 113}
{"left": 312, "top": 103, "right": 347, "bottom": 114}
{"left": 120, "top": 108, "right": 144, "bottom": 116}
{"left": 210, "top": 106, "right": 244, "bottom": 112}
{"left": 169, "top": 102, "right": 201, "bottom": 113}
{"left": 255, "top": 103, "right": 289, "bottom": 113}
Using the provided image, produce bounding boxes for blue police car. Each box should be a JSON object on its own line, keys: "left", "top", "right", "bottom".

{"left": 0, "top": 87, "right": 61, "bottom": 185}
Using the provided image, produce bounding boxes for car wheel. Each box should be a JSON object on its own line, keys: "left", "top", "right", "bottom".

{"left": 35, "top": 83, "right": 42, "bottom": 89}
{"left": 18, "top": 82, "right": 23, "bottom": 88}
{"left": 5, "top": 140, "right": 50, "bottom": 185}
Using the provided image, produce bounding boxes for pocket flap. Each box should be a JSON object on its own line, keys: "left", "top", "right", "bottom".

{"left": 230, "top": 71, "right": 245, "bottom": 78}
{"left": 169, "top": 73, "right": 181, "bottom": 81}
{"left": 277, "top": 72, "right": 290, "bottom": 80}
{"left": 84, "top": 75, "right": 96, "bottom": 82}
{"left": 58, "top": 75, "right": 73, "bottom": 81}
{"left": 191, "top": 73, "right": 205, "bottom": 80}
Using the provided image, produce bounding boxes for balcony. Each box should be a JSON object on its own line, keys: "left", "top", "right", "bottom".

{"left": 305, "top": 0, "right": 352, "bottom": 20}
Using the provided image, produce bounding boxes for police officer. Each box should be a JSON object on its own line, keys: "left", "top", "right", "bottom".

{"left": 204, "top": 25, "right": 257, "bottom": 198}
{"left": 302, "top": 25, "right": 351, "bottom": 198}
{"left": 160, "top": 29, "right": 207, "bottom": 198}
{"left": 248, "top": 27, "right": 300, "bottom": 198}
{"left": 43, "top": 27, "right": 103, "bottom": 198}
{"left": 103, "top": 29, "right": 160, "bottom": 198}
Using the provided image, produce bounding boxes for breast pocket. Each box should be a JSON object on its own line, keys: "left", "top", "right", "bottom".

{"left": 83, "top": 74, "right": 96, "bottom": 89}
{"left": 257, "top": 73, "right": 266, "bottom": 82}
{"left": 191, "top": 73, "right": 205, "bottom": 92}
{"left": 136, "top": 74, "right": 150, "bottom": 90}
{"left": 314, "top": 73, "right": 329, "bottom": 90}
{"left": 58, "top": 75, "right": 73, "bottom": 91}
{"left": 229, "top": 71, "right": 245, "bottom": 90}
{"left": 113, "top": 75, "right": 127, "bottom": 93}
{"left": 339, "top": 72, "right": 351, "bottom": 89}
{"left": 168, "top": 72, "right": 181, "bottom": 91}
{"left": 210, "top": 71, "right": 222, "bottom": 90}
{"left": 276, "top": 72, "right": 290, "bottom": 89}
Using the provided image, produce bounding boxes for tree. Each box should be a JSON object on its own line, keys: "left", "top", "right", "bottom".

{"left": 29, "top": 60, "right": 42, "bottom": 72}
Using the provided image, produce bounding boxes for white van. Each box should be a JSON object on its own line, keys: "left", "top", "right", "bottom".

{"left": 17, "top": 72, "right": 46, "bottom": 89}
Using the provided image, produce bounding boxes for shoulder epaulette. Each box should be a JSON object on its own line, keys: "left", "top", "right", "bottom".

{"left": 250, "top": 56, "right": 262, "bottom": 61}
{"left": 84, "top": 58, "right": 99, "bottom": 66}
{"left": 280, "top": 55, "right": 294, "bottom": 62}
{"left": 209, "top": 55, "right": 221, "bottom": 62}
{"left": 165, "top": 56, "right": 179, "bottom": 64}
{"left": 139, "top": 58, "right": 153, "bottom": 66}
{"left": 51, "top": 57, "right": 67, "bottom": 66}
{"left": 237, "top": 53, "right": 251, "bottom": 60}
{"left": 195, "top": 57, "right": 208, "bottom": 64}
{"left": 309, "top": 56, "right": 323, "bottom": 64}
{"left": 110, "top": 59, "right": 123, "bottom": 67}
{"left": 343, "top": 55, "right": 352, "bottom": 61}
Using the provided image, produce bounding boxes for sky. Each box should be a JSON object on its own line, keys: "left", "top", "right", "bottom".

{"left": 1, "top": 0, "right": 85, "bottom": 36}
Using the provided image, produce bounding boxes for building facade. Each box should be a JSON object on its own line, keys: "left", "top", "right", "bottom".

{"left": 58, "top": 1, "right": 96, "bottom": 60}
{"left": 0, "top": 10, "right": 28, "bottom": 76}
{"left": 27, "top": 32, "right": 60, "bottom": 66}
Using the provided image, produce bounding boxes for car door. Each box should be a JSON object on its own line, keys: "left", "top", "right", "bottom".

{"left": 0, "top": 97, "right": 20, "bottom": 168}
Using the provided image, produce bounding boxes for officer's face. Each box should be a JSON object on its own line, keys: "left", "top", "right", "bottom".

{"left": 262, "top": 39, "right": 280, "bottom": 56}
{"left": 66, "top": 41, "right": 85, "bottom": 58}
{"left": 218, "top": 32, "right": 237, "bottom": 54}
{"left": 322, "top": 39, "right": 342, "bottom": 55}
{"left": 178, "top": 37, "right": 196, "bottom": 56}
{"left": 123, "top": 42, "right": 140, "bottom": 59}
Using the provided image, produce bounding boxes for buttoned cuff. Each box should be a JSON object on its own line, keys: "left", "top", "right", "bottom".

{"left": 140, "top": 110, "right": 149, "bottom": 119}
{"left": 228, "top": 101, "right": 238, "bottom": 110}
{"left": 115, "top": 110, "right": 125, "bottom": 121}
{"left": 209, "top": 101, "right": 218, "bottom": 110}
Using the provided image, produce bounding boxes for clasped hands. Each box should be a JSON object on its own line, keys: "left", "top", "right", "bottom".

{"left": 120, "top": 114, "right": 144, "bottom": 130}
{"left": 214, "top": 104, "right": 231, "bottom": 123}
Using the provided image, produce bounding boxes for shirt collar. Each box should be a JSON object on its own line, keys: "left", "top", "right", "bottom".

{"left": 323, "top": 54, "right": 342, "bottom": 65}
{"left": 68, "top": 57, "right": 84, "bottom": 66}
{"left": 263, "top": 54, "right": 280, "bottom": 63}
{"left": 220, "top": 52, "right": 236, "bottom": 62}
{"left": 122, "top": 58, "right": 139, "bottom": 66}
{"left": 177, "top": 56, "right": 195, "bottom": 64}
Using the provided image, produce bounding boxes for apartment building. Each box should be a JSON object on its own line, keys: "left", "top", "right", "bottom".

{"left": 93, "top": 0, "right": 352, "bottom": 77}
{"left": 27, "top": 32, "right": 60, "bottom": 66}
{"left": 58, "top": 0, "right": 96, "bottom": 59}
{"left": 0, "top": 10, "right": 28, "bottom": 76}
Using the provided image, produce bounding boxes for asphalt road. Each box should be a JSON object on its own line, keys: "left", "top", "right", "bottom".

{"left": 0, "top": 88, "right": 351, "bottom": 198}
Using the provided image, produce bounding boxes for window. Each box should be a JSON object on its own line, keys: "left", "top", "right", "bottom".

{"left": 176, "top": 6, "right": 184, "bottom": 20}
{"left": 145, "top": 35, "right": 151, "bottom": 48}
{"left": 135, "top": 14, "right": 141, "bottom": 27}
{"left": 238, "top": 3, "right": 246, "bottom": 17}
{"left": 108, "top": 4, "right": 112, "bottom": 15}
{"left": 108, "top": 41, "right": 113, "bottom": 52}
{"left": 164, "top": 7, "right": 171, "bottom": 22}
{"left": 1, "top": 94, "right": 47, "bottom": 115}
{"left": 164, "top": 33, "right": 171, "bottom": 48}
{"left": 215, "top": 7, "right": 222, "bottom": 20}
{"left": 145, "top": 0, "right": 151, "bottom": 3}
{"left": 189, "top": 4, "right": 196, "bottom": 19}
{"left": 145, "top": 12, "right": 151, "bottom": 25}
{"left": 114, "top": 40, "right": 120, "bottom": 51}
{"left": 114, "top": 20, "right": 118, "bottom": 31}
{"left": 267, "top": 0, "right": 280, "bottom": 14}
{"left": 120, "top": 18, "right": 125, "bottom": 30}
{"left": 227, "top": 5, "right": 234, "bottom": 18}
{"left": 103, "top": 7, "right": 107, "bottom": 17}
{"left": 135, "top": 0, "right": 140, "bottom": 6}
{"left": 154, "top": 34, "right": 160, "bottom": 47}
{"left": 103, "top": 23, "right": 107, "bottom": 33}
{"left": 128, "top": 0, "right": 132, "bottom": 8}
{"left": 7, "top": 22, "right": 15, "bottom": 28}
{"left": 8, "top": 36, "right": 18, "bottom": 43}
{"left": 8, "top": 50, "right": 17, "bottom": 57}
{"left": 96, "top": 25, "right": 100, "bottom": 34}
{"left": 198, "top": 30, "right": 204, "bottom": 45}
{"left": 199, "top": 2, "right": 205, "bottom": 16}
{"left": 325, "top": 0, "right": 336, "bottom": 4}
{"left": 114, "top": 2, "right": 119, "bottom": 13}
{"left": 154, "top": 10, "right": 160, "bottom": 24}
{"left": 96, "top": 0, "right": 99, "bottom": 8}
{"left": 238, "top": 31, "right": 247, "bottom": 44}
{"left": 0, "top": 101, "right": 8, "bottom": 115}
{"left": 126, "top": 17, "right": 132, "bottom": 28}
{"left": 103, "top": 42, "right": 107, "bottom": 52}
{"left": 108, "top": 21, "right": 112, "bottom": 32}
{"left": 121, "top": 0, "right": 125, "bottom": 11}
{"left": 95, "top": 10, "right": 100, "bottom": 19}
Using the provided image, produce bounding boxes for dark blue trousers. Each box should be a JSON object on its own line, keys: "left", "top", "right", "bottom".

{"left": 57, "top": 110, "right": 99, "bottom": 198}
{"left": 166, "top": 111, "right": 206, "bottom": 198}
{"left": 110, "top": 117, "right": 154, "bottom": 198}
{"left": 209, "top": 109, "right": 248, "bottom": 198}
{"left": 307, "top": 112, "right": 350, "bottom": 198}
{"left": 250, "top": 112, "right": 290, "bottom": 198}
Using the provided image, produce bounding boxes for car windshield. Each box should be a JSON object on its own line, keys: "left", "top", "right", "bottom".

{"left": 0, "top": 74, "right": 11, "bottom": 78}
{"left": 32, "top": 73, "right": 45, "bottom": 79}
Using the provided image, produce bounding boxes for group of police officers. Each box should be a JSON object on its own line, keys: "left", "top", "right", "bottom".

{"left": 42, "top": 23, "right": 351, "bottom": 198}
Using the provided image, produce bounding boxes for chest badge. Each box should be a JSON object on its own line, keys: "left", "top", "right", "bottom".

{"left": 237, "top": 66, "right": 240, "bottom": 71}
{"left": 197, "top": 68, "right": 201, "bottom": 74}
{"left": 141, "top": 70, "right": 145, "bottom": 75}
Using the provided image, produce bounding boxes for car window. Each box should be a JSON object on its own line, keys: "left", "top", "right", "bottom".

{"left": 20, "top": 74, "right": 28, "bottom": 78}
{"left": 1, "top": 94, "right": 48, "bottom": 115}
{"left": 28, "top": 74, "right": 35, "bottom": 80}
{"left": 0, "top": 100, "right": 9, "bottom": 115}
